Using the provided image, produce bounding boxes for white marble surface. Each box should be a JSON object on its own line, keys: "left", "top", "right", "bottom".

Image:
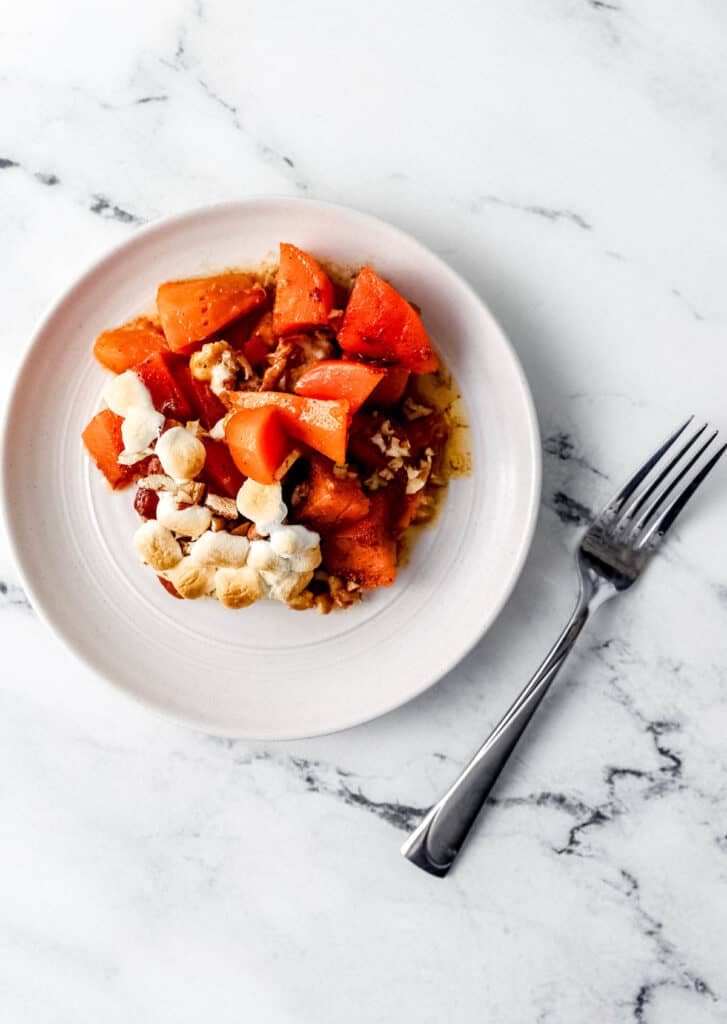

{"left": 2, "top": 2, "right": 727, "bottom": 1021}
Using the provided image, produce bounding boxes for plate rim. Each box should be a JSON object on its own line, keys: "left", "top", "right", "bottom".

{"left": 0, "top": 195, "right": 541, "bottom": 739}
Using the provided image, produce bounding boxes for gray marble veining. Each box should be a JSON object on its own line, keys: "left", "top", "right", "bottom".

{"left": 1, "top": 1, "right": 726, "bottom": 1021}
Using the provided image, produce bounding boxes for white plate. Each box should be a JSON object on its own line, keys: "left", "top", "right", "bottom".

{"left": 1, "top": 198, "right": 540, "bottom": 739}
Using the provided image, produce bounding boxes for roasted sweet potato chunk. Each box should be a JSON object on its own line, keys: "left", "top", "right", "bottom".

{"left": 322, "top": 494, "right": 396, "bottom": 588}
{"left": 296, "top": 456, "right": 370, "bottom": 530}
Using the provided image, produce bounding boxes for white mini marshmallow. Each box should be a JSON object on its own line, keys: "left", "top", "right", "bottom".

{"left": 247, "top": 539, "right": 286, "bottom": 573}
{"left": 155, "top": 426, "right": 206, "bottom": 481}
{"left": 262, "top": 569, "right": 314, "bottom": 603}
{"left": 190, "top": 531, "right": 250, "bottom": 568}
{"left": 104, "top": 369, "right": 164, "bottom": 463}
{"left": 269, "top": 524, "right": 320, "bottom": 557}
{"left": 121, "top": 406, "right": 164, "bottom": 455}
{"left": 215, "top": 566, "right": 266, "bottom": 608}
{"left": 287, "top": 547, "right": 322, "bottom": 574}
{"left": 163, "top": 558, "right": 216, "bottom": 599}
{"left": 236, "top": 480, "right": 287, "bottom": 535}
{"left": 133, "top": 520, "right": 182, "bottom": 571}
{"left": 103, "top": 370, "right": 154, "bottom": 417}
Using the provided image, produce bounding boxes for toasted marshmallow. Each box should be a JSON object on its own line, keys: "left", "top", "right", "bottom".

{"left": 121, "top": 406, "right": 164, "bottom": 456}
{"left": 269, "top": 525, "right": 319, "bottom": 557}
{"left": 262, "top": 569, "right": 314, "bottom": 602}
{"left": 215, "top": 566, "right": 265, "bottom": 608}
{"left": 133, "top": 520, "right": 182, "bottom": 571}
{"left": 103, "top": 370, "right": 153, "bottom": 417}
{"left": 104, "top": 369, "right": 163, "bottom": 462}
{"left": 235, "top": 498, "right": 322, "bottom": 603}
{"left": 156, "top": 492, "right": 212, "bottom": 539}
{"left": 155, "top": 426, "right": 206, "bottom": 481}
{"left": 236, "top": 480, "right": 287, "bottom": 535}
{"left": 164, "top": 558, "right": 216, "bottom": 599}
{"left": 287, "top": 547, "right": 322, "bottom": 573}
{"left": 190, "top": 531, "right": 250, "bottom": 568}
{"left": 247, "top": 539, "right": 287, "bottom": 573}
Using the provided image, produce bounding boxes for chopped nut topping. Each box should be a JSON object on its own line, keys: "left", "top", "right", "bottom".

{"left": 314, "top": 592, "right": 334, "bottom": 615}
{"left": 384, "top": 436, "right": 411, "bottom": 458}
{"left": 364, "top": 470, "right": 385, "bottom": 491}
{"left": 176, "top": 480, "right": 205, "bottom": 505}
{"left": 404, "top": 457, "right": 432, "bottom": 494}
{"left": 405, "top": 475, "right": 427, "bottom": 495}
{"left": 328, "top": 574, "right": 362, "bottom": 609}
{"left": 236, "top": 351, "right": 255, "bottom": 381}
{"left": 137, "top": 473, "right": 176, "bottom": 492}
{"left": 403, "top": 397, "right": 434, "bottom": 421}
{"left": 204, "top": 492, "right": 239, "bottom": 518}
{"left": 229, "top": 522, "right": 251, "bottom": 537}
{"left": 190, "top": 341, "right": 242, "bottom": 396}
{"left": 287, "top": 590, "right": 316, "bottom": 612}
{"left": 260, "top": 338, "right": 296, "bottom": 391}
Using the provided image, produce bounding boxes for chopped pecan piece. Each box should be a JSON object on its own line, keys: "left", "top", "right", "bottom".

{"left": 329, "top": 574, "right": 362, "bottom": 609}
{"left": 229, "top": 522, "right": 251, "bottom": 537}
{"left": 314, "top": 592, "right": 334, "bottom": 614}
{"left": 287, "top": 589, "right": 316, "bottom": 611}
{"left": 137, "top": 473, "right": 176, "bottom": 492}
{"left": 176, "top": 480, "right": 205, "bottom": 505}
{"left": 260, "top": 338, "right": 296, "bottom": 391}
{"left": 204, "top": 492, "right": 239, "bottom": 518}
{"left": 260, "top": 332, "right": 338, "bottom": 392}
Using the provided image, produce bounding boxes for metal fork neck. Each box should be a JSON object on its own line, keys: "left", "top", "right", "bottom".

{"left": 401, "top": 561, "right": 615, "bottom": 877}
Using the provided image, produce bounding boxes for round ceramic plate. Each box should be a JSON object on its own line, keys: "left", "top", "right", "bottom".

{"left": 1, "top": 198, "right": 540, "bottom": 739}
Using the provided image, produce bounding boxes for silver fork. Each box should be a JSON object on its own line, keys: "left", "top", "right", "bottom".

{"left": 401, "top": 417, "right": 726, "bottom": 877}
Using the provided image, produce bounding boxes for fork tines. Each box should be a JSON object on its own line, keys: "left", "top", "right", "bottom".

{"left": 604, "top": 416, "right": 725, "bottom": 547}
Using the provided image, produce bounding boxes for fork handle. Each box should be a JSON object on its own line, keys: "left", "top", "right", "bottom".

{"left": 401, "top": 575, "right": 609, "bottom": 877}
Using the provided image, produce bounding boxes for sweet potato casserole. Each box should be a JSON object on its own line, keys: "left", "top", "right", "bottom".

{"left": 82, "top": 243, "right": 459, "bottom": 612}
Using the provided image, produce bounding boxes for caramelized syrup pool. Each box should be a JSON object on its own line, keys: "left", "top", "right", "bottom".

{"left": 397, "top": 367, "right": 472, "bottom": 566}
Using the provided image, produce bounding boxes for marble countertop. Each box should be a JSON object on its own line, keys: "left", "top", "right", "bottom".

{"left": 2, "top": 2, "right": 727, "bottom": 1021}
